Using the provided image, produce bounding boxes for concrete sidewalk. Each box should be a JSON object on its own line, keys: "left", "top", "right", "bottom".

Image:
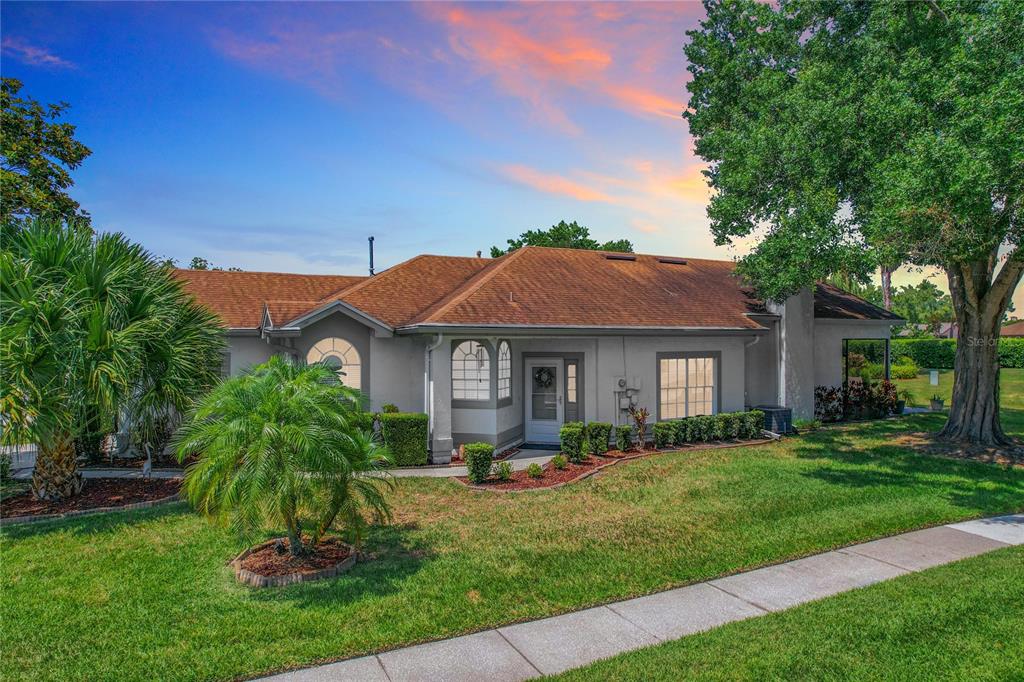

{"left": 259, "top": 513, "right": 1023, "bottom": 682}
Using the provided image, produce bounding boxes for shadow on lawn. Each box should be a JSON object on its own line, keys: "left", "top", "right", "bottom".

{"left": 244, "top": 522, "right": 433, "bottom": 607}
{"left": 790, "top": 415, "right": 1024, "bottom": 513}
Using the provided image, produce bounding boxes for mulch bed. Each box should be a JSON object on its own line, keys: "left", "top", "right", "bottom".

{"left": 458, "top": 455, "right": 614, "bottom": 491}
{"left": 0, "top": 477, "right": 181, "bottom": 519}
{"left": 891, "top": 432, "right": 1024, "bottom": 467}
{"left": 235, "top": 536, "right": 354, "bottom": 578}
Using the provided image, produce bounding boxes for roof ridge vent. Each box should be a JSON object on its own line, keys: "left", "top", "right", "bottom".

{"left": 658, "top": 258, "right": 687, "bottom": 265}
{"left": 605, "top": 254, "right": 637, "bottom": 261}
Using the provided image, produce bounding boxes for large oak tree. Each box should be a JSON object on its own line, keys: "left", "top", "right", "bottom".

{"left": 685, "top": 0, "right": 1023, "bottom": 445}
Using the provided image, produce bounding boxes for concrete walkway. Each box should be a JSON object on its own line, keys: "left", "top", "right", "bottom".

{"left": 259, "top": 513, "right": 1023, "bottom": 682}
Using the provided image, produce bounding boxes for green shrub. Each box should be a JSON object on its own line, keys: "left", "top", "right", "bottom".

{"left": 378, "top": 412, "right": 428, "bottom": 466}
{"left": 615, "top": 424, "right": 633, "bottom": 451}
{"left": 551, "top": 454, "right": 568, "bottom": 470}
{"left": 999, "top": 337, "right": 1024, "bottom": 367}
{"left": 587, "top": 422, "right": 612, "bottom": 455}
{"left": 559, "top": 423, "right": 586, "bottom": 463}
{"left": 673, "top": 418, "right": 693, "bottom": 445}
{"left": 743, "top": 410, "right": 765, "bottom": 439}
{"left": 794, "top": 418, "right": 821, "bottom": 432}
{"left": 692, "top": 415, "right": 716, "bottom": 441}
{"left": 527, "top": 462, "right": 544, "bottom": 478}
{"left": 353, "top": 411, "right": 376, "bottom": 434}
{"left": 0, "top": 452, "right": 10, "bottom": 481}
{"left": 380, "top": 403, "right": 399, "bottom": 414}
{"left": 889, "top": 339, "right": 956, "bottom": 369}
{"left": 464, "top": 442, "right": 494, "bottom": 484}
{"left": 890, "top": 361, "right": 919, "bottom": 379}
{"left": 653, "top": 422, "right": 675, "bottom": 448}
{"left": 580, "top": 438, "right": 591, "bottom": 460}
{"left": 494, "top": 460, "right": 513, "bottom": 481}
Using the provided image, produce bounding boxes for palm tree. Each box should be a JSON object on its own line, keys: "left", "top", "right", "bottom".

{"left": 0, "top": 220, "right": 224, "bottom": 500}
{"left": 174, "top": 357, "right": 393, "bottom": 557}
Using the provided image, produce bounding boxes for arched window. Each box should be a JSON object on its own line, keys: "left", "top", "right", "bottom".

{"left": 452, "top": 341, "right": 490, "bottom": 401}
{"left": 497, "top": 340, "right": 511, "bottom": 400}
{"left": 307, "top": 337, "right": 361, "bottom": 390}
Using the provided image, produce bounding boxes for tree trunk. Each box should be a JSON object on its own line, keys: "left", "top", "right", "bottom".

{"left": 937, "top": 310, "right": 1007, "bottom": 445}
{"left": 31, "top": 432, "right": 84, "bottom": 501}
{"left": 939, "top": 257, "right": 1022, "bottom": 446}
{"left": 881, "top": 266, "right": 894, "bottom": 311}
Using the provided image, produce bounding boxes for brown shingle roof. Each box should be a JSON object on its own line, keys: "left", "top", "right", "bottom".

{"left": 174, "top": 269, "right": 365, "bottom": 328}
{"left": 1001, "top": 320, "right": 1024, "bottom": 337}
{"left": 175, "top": 249, "right": 901, "bottom": 331}
{"left": 813, "top": 282, "right": 903, "bottom": 321}
{"left": 413, "top": 247, "right": 767, "bottom": 329}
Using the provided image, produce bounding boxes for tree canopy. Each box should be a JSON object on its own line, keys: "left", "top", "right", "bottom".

{"left": 686, "top": 0, "right": 1023, "bottom": 444}
{"left": 490, "top": 220, "right": 633, "bottom": 257}
{"left": 1, "top": 78, "right": 91, "bottom": 225}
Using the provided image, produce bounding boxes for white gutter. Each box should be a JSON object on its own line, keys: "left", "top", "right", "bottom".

{"left": 424, "top": 333, "right": 444, "bottom": 458}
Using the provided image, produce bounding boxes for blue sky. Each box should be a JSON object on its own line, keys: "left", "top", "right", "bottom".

{"left": 2, "top": 1, "right": 717, "bottom": 274}
{"left": 2, "top": 1, "right": 986, "bottom": 309}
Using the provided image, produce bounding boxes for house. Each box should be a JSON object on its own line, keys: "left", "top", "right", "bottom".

{"left": 176, "top": 246, "right": 901, "bottom": 462}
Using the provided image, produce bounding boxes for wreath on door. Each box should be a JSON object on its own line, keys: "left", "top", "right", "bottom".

{"left": 534, "top": 367, "right": 554, "bottom": 388}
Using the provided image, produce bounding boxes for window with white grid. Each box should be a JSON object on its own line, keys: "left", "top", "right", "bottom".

{"left": 452, "top": 341, "right": 491, "bottom": 401}
{"left": 659, "top": 355, "right": 716, "bottom": 419}
{"left": 497, "top": 341, "right": 511, "bottom": 400}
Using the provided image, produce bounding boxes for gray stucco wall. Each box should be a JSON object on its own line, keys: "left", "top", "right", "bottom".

{"left": 225, "top": 336, "right": 276, "bottom": 375}
{"left": 813, "top": 319, "right": 893, "bottom": 388}
{"left": 744, "top": 322, "right": 779, "bottom": 408}
{"left": 771, "top": 289, "right": 816, "bottom": 420}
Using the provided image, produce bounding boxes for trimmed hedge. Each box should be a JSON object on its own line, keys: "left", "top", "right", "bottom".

{"left": 662, "top": 410, "right": 765, "bottom": 445}
{"left": 464, "top": 442, "right": 494, "bottom": 484}
{"left": 889, "top": 339, "right": 956, "bottom": 369}
{"left": 559, "top": 422, "right": 586, "bottom": 463}
{"left": 999, "top": 337, "right": 1024, "bottom": 367}
{"left": 378, "top": 412, "right": 428, "bottom": 466}
{"left": 615, "top": 424, "right": 633, "bottom": 451}
{"left": 587, "top": 422, "right": 612, "bottom": 455}
{"left": 653, "top": 422, "right": 675, "bottom": 448}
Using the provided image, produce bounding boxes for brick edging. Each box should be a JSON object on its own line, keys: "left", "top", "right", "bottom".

{"left": 457, "top": 436, "right": 777, "bottom": 493}
{"left": 0, "top": 493, "right": 182, "bottom": 527}
{"left": 230, "top": 538, "right": 358, "bottom": 588}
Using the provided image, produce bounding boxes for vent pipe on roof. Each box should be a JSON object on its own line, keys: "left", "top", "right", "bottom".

{"left": 368, "top": 236, "right": 375, "bottom": 276}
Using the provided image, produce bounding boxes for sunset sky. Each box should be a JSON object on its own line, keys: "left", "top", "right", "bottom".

{"left": 1, "top": 1, "right": 1000, "bottom": 308}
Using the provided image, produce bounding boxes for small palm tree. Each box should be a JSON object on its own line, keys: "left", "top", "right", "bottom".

{"left": 0, "top": 220, "right": 224, "bottom": 500}
{"left": 174, "top": 357, "right": 393, "bottom": 557}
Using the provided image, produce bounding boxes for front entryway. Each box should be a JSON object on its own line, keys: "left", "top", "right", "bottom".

{"left": 525, "top": 358, "right": 563, "bottom": 444}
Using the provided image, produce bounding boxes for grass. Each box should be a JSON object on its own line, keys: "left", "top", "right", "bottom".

{"left": 893, "top": 367, "right": 1024, "bottom": 409}
{"left": 552, "top": 544, "right": 1024, "bottom": 681}
{"left": 2, "top": 414, "right": 1023, "bottom": 681}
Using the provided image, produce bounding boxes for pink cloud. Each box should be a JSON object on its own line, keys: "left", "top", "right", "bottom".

{"left": 498, "top": 164, "right": 614, "bottom": 203}
{"left": 1, "top": 37, "right": 75, "bottom": 69}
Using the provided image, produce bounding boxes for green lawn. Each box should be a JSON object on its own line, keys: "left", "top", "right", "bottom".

{"left": 893, "top": 367, "right": 1024, "bottom": 410}
{"left": 3, "top": 414, "right": 1023, "bottom": 681}
{"left": 552, "top": 544, "right": 1024, "bottom": 681}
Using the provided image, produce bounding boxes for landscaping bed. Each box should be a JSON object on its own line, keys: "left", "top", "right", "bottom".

{"left": 458, "top": 455, "right": 614, "bottom": 491}
{"left": 0, "top": 477, "right": 180, "bottom": 520}
{"left": 231, "top": 536, "right": 356, "bottom": 587}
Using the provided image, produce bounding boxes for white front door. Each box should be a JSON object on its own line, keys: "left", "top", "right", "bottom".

{"left": 525, "top": 358, "right": 563, "bottom": 444}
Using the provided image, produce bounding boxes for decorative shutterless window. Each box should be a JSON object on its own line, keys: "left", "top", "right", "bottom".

{"left": 497, "top": 341, "right": 511, "bottom": 400}
{"left": 452, "top": 341, "right": 491, "bottom": 401}
{"left": 307, "top": 337, "right": 362, "bottom": 390}
{"left": 659, "top": 355, "right": 716, "bottom": 419}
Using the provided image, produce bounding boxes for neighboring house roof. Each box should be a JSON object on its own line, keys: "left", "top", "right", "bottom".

{"left": 173, "top": 247, "right": 898, "bottom": 333}
{"left": 813, "top": 282, "right": 903, "bottom": 321}
{"left": 1002, "top": 320, "right": 1024, "bottom": 337}
{"left": 175, "top": 269, "right": 365, "bottom": 328}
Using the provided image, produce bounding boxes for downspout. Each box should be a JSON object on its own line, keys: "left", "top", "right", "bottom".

{"left": 424, "top": 333, "right": 444, "bottom": 458}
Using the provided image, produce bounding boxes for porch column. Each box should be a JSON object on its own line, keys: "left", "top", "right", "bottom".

{"left": 428, "top": 343, "right": 454, "bottom": 463}
{"left": 770, "top": 287, "right": 816, "bottom": 421}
